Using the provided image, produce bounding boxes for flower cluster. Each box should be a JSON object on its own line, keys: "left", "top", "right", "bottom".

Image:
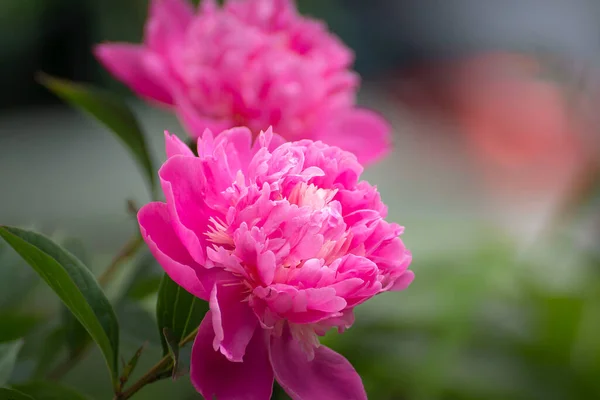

{"left": 138, "top": 127, "right": 413, "bottom": 399}
{"left": 96, "top": 0, "right": 391, "bottom": 165}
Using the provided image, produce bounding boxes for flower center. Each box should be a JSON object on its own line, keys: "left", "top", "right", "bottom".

{"left": 287, "top": 182, "right": 337, "bottom": 210}
{"left": 205, "top": 217, "right": 233, "bottom": 246}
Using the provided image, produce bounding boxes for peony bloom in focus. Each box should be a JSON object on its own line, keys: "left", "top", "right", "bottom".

{"left": 95, "top": 0, "right": 391, "bottom": 165}
{"left": 138, "top": 127, "right": 413, "bottom": 399}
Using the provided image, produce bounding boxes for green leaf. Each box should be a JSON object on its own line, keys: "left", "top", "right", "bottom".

{"left": 12, "top": 381, "right": 89, "bottom": 400}
{"left": 127, "top": 276, "right": 163, "bottom": 301}
{"left": 60, "top": 238, "right": 90, "bottom": 267}
{"left": 163, "top": 328, "right": 180, "bottom": 363}
{"left": 60, "top": 236, "right": 92, "bottom": 359}
{"left": 61, "top": 310, "right": 89, "bottom": 360}
{"left": 163, "top": 328, "right": 188, "bottom": 380}
{"left": 0, "top": 313, "right": 42, "bottom": 343}
{"left": 33, "top": 328, "right": 66, "bottom": 378}
{"left": 156, "top": 274, "right": 208, "bottom": 355}
{"left": 119, "top": 343, "right": 146, "bottom": 388}
{"left": 0, "top": 227, "right": 120, "bottom": 386}
{"left": 0, "top": 388, "right": 34, "bottom": 400}
{"left": 0, "top": 339, "right": 24, "bottom": 386}
{"left": 37, "top": 73, "right": 156, "bottom": 194}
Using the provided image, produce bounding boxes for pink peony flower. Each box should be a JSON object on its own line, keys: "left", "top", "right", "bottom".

{"left": 95, "top": 0, "right": 391, "bottom": 165}
{"left": 138, "top": 127, "right": 413, "bottom": 400}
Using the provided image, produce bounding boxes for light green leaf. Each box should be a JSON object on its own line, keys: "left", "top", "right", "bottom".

{"left": 0, "top": 339, "right": 24, "bottom": 386}
{"left": 156, "top": 275, "right": 208, "bottom": 355}
{"left": 0, "top": 227, "right": 120, "bottom": 386}
{"left": 0, "top": 387, "right": 34, "bottom": 400}
{"left": 37, "top": 73, "right": 156, "bottom": 194}
{"left": 12, "top": 381, "right": 89, "bottom": 400}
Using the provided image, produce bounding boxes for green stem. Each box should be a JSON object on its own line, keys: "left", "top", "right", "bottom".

{"left": 114, "top": 328, "right": 199, "bottom": 400}
{"left": 98, "top": 234, "right": 145, "bottom": 286}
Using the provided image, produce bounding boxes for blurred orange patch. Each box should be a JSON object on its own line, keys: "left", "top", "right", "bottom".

{"left": 394, "top": 52, "right": 587, "bottom": 194}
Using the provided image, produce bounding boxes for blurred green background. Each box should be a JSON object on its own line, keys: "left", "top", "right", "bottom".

{"left": 1, "top": 0, "right": 600, "bottom": 399}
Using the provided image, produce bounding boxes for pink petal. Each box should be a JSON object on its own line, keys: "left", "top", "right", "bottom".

{"left": 270, "top": 327, "right": 367, "bottom": 400}
{"left": 201, "top": 0, "right": 218, "bottom": 13}
{"left": 389, "top": 270, "right": 415, "bottom": 291}
{"left": 253, "top": 127, "right": 287, "bottom": 154}
{"left": 213, "top": 127, "right": 255, "bottom": 173}
{"left": 191, "top": 312, "right": 274, "bottom": 400}
{"left": 146, "top": 0, "right": 195, "bottom": 53}
{"left": 323, "top": 108, "right": 392, "bottom": 166}
{"left": 138, "top": 202, "right": 210, "bottom": 300}
{"left": 210, "top": 283, "right": 259, "bottom": 362}
{"left": 158, "top": 156, "right": 213, "bottom": 265}
{"left": 257, "top": 250, "right": 276, "bottom": 286}
{"left": 94, "top": 44, "right": 174, "bottom": 105}
{"left": 164, "top": 131, "right": 194, "bottom": 158}
{"left": 175, "top": 94, "right": 235, "bottom": 139}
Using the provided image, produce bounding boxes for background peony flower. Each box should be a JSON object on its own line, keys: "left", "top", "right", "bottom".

{"left": 95, "top": 0, "right": 391, "bottom": 165}
{"left": 138, "top": 127, "right": 413, "bottom": 400}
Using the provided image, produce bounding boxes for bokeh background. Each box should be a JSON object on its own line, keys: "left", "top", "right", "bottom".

{"left": 2, "top": 0, "right": 600, "bottom": 399}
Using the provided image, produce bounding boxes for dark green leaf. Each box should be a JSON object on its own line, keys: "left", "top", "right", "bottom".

{"left": 58, "top": 238, "right": 91, "bottom": 357}
{"left": 0, "top": 313, "right": 42, "bottom": 343}
{"left": 163, "top": 328, "right": 179, "bottom": 363}
{"left": 156, "top": 274, "right": 208, "bottom": 355}
{"left": 0, "top": 388, "right": 34, "bottom": 400}
{"left": 61, "top": 310, "right": 89, "bottom": 360}
{"left": 37, "top": 73, "right": 156, "bottom": 194}
{"left": 176, "top": 344, "right": 192, "bottom": 380}
{"left": 60, "top": 238, "right": 90, "bottom": 267}
{"left": 119, "top": 343, "right": 146, "bottom": 387}
{"left": 12, "top": 381, "right": 89, "bottom": 400}
{"left": 0, "top": 227, "right": 120, "bottom": 386}
{"left": 0, "top": 339, "right": 24, "bottom": 386}
{"left": 163, "top": 328, "right": 187, "bottom": 380}
{"left": 58, "top": 238, "right": 91, "bottom": 358}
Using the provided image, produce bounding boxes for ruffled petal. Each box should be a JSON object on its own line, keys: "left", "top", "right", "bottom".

{"left": 213, "top": 127, "right": 255, "bottom": 173}
{"left": 138, "top": 202, "right": 210, "bottom": 299}
{"left": 191, "top": 312, "right": 274, "bottom": 400}
{"left": 322, "top": 108, "right": 392, "bottom": 166}
{"left": 210, "top": 283, "right": 259, "bottom": 362}
{"left": 159, "top": 153, "right": 238, "bottom": 265}
{"left": 94, "top": 44, "right": 174, "bottom": 105}
{"left": 270, "top": 326, "right": 367, "bottom": 400}
{"left": 146, "top": 0, "right": 195, "bottom": 53}
{"left": 389, "top": 270, "right": 415, "bottom": 291}
{"left": 164, "top": 131, "right": 194, "bottom": 158}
